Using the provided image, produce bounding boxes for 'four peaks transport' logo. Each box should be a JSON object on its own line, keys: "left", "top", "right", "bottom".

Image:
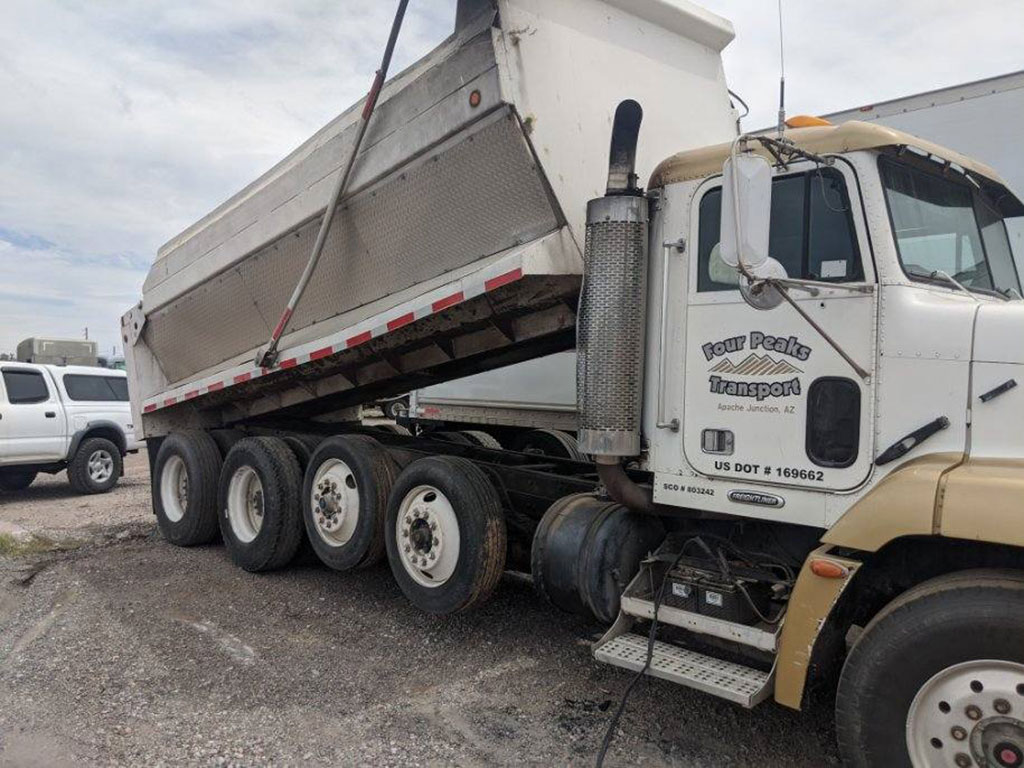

{"left": 703, "top": 332, "right": 811, "bottom": 401}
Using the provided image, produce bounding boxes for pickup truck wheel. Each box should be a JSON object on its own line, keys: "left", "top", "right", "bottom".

{"left": 219, "top": 437, "right": 304, "bottom": 572}
{"left": 836, "top": 570, "right": 1024, "bottom": 768}
{"left": 0, "top": 468, "right": 37, "bottom": 491}
{"left": 154, "top": 431, "right": 222, "bottom": 546}
{"left": 302, "top": 435, "right": 397, "bottom": 571}
{"left": 385, "top": 456, "right": 506, "bottom": 615}
{"left": 68, "top": 437, "right": 122, "bottom": 494}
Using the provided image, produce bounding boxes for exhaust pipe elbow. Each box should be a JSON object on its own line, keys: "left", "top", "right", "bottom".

{"left": 596, "top": 457, "right": 654, "bottom": 514}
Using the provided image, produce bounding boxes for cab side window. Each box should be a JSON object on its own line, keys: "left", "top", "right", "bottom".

{"left": 2, "top": 369, "right": 51, "bottom": 404}
{"left": 697, "top": 168, "right": 863, "bottom": 292}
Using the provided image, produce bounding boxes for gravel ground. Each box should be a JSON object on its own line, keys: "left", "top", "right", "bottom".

{"left": 0, "top": 454, "right": 839, "bottom": 767}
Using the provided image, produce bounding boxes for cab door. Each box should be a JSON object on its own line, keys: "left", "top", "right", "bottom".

{"left": 682, "top": 161, "right": 877, "bottom": 492}
{"left": 0, "top": 367, "right": 66, "bottom": 463}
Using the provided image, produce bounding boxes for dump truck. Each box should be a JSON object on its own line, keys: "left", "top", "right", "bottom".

{"left": 124, "top": 1, "right": 1024, "bottom": 765}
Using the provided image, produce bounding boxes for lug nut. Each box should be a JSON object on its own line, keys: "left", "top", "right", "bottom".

{"left": 429, "top": 552, "right": 436, "bottom": 560}
{"left": 995, "top": 698, "right": 1012, "bottom": 715}
{"left": 405, "top": 515, "right": 412, "bottom": 525}
{"left": 955, "top": 753, "right": 972, "bottom": 767}
{"left": 966, "top": 705, "right": 983, "bottom": 721}
{"left": 404, "top": 545, "right": 410, "bottom": 553}
{"left": 430, "top": 522, "right": 437, "bottom": 531}
{"left": 402, "top": 528, "right": 409, "bottom": 538}
{"left": 951, "top": 726, "right": 967, "bottom": 741}
{"left": 432, "top": 537, "right": 439, "bottom": 546}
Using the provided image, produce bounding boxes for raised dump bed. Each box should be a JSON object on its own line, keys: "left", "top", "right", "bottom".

{"left": 124, "top": 0, "right": 738, "bottom": 436}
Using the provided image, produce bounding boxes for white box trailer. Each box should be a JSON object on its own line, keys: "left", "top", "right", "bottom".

{"left": 17, "top": 337, "right": 99, "bottom": 367}
{"left": 407, "top": 70, "right": 1024, "bottom": 452}
{"left": 824, "top": 69, "right": 1024, "bottom": 270}
{"left": 124, "top": 0, "right": 738, "bottom": 438}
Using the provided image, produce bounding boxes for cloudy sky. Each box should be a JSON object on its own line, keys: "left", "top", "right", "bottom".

{"left": 1, "top": 0, "right": 1022, "bottom": 358}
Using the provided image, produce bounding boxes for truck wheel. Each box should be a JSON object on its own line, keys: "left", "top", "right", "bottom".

{"left": 531, "top": 494, "right": 664, "bottom": 624}
{"left": 511, "top": 429, "right": 586, "bottom": 461}
{"left": 458, "top": 431, "right": 502, "bottom": 449}
{"left": 385, "top": 456, "right": 506, "bottom": 614}
{"left": 153, "top": 431, "right": 222, "bottom": 546}
{"left": 68, "top": 437, "right": 123, "bottom": 494}
{"left": 0, "top": 468, "right": 37, "bottom": 491}
{"left": 218, "top": 437, "right": 304, "bottom": 572}
{"left": 302, "top": 435, "right": 397, "bottom": 571}
{"left": 836, "top": 570, "right": 1024, "bottom": 768}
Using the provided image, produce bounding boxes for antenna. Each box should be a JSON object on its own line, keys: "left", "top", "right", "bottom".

{"left": 776, "top": 0, "right": 786, "bottom": 138}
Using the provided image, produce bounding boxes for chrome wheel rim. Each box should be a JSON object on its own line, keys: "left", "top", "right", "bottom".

{"left": 310, "top": 458, "right": 360, "bottom": 547}
{"left": 226, "top": 466, "right": 264, "bottom": 543}
{"left": 395, "top": 485, "right": 460, "bottom": 588}
{"left": 906, "top": 659, "right": 1024, "bottom": 767}
{"left": 160, "top": 455, "right": 188, "bottom": 522}
{"left": 88, "top": 449, "right": 114, "bottom": 484}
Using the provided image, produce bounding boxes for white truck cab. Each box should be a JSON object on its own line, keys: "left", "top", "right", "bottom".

{"left": 0, "top": 363, "right": 140, "bottom": 493}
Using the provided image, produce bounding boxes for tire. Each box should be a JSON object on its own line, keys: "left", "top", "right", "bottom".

{"left": 376, "top": 423, "right": 412, "bottom": 437}
{"left": 283, "top": 434, "right": 322, "bottom": 471}
{"left": 209, "top": 429, "right": 246, "bottom": 458}
{"left": 0, "top": 468, "right": 37, "bottom": 491}
{"left": 218, "top": 437, "right": 305, "bottom": 572}
{"left": 510, "top": 429, "right": 586, "bottom": 461}
{"left": 68, "top": 437, "right": 123, "bottom": 494}
{"left": 385, "top": 456, "right": 507, "bottom": 615}
{"left": 836, "top": 570, "right": 1024, "bottom": 768}
{"left": 458, "top": 430, "right": 502, "bottom": 450}
{"left": 302, "top": 435, "right": 397, "bottom": 571}
{"left": 153, "top": 431, "right": 222, "bottom": 546}
{"left": 433, "top": 431, "right": 474, "bottom": 445}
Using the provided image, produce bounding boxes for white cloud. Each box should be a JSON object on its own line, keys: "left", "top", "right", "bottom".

{"left": 1, "top": 0, "right": 1021, "bottom": 358}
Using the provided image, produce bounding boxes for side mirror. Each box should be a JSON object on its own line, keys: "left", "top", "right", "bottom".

{"left": 720, "top": 153, "right": 772, "bottom": 271}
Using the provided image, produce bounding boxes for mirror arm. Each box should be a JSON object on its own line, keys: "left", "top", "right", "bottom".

{"left": 771, "top": 281, "right": 872, "bottom": 381}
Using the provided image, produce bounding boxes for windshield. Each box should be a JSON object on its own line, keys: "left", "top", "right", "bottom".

{"left": 879, "top": 156, "right": 1021, "bottom": 296}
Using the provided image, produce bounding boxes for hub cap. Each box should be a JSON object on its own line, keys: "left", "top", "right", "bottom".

{"left": 160, "top": 455, "right": 188, "bottom": 522}
{"left": 310, "top": 458, "right": 359, "bottom": 547}
{"left": 88, "top": 449, "right": 114, "bottom": 484}
{"left": 907, "top": 659, "right": 1024, "bottom": 767}
{"left": 226, "top": 466, "right": 264, "bottom": 543}
{"left": 395, "top": 485, "right": 460, "bottom": 588}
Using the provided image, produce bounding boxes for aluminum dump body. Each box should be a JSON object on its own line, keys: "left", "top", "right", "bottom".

{"left": 124, "top": 0, "right": 738, "bottom": 437}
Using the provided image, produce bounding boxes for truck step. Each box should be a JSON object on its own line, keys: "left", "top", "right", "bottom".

{"left": 594, "top": 632, "right": 774, "bottom": 708}
{"left": 619, "top": 594, "right": 779, "bottom": 652}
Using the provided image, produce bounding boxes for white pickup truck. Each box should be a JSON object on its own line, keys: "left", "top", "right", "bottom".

{"left": 0, "top": 363, "right": 141, "bottom": 493}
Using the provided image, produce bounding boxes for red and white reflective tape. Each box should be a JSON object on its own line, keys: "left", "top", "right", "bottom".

{"left": 141, "top": 262, "right": 525, "bottom": 415}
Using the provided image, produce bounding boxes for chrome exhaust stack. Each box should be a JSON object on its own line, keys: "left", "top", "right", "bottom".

{"left": 577, "top": 100, "right": 649, "bottom": 462}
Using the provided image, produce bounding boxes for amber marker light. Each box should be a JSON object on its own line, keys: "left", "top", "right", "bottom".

{"left": 810, "top": 558, "right": 850, "bottom": 579}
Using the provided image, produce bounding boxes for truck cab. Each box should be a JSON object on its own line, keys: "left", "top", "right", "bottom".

{"left": 642, "top": 121, "right": 1023, "bottom": 529}
{"left": 0, "top": 363, "right": 140, "bottom": 493}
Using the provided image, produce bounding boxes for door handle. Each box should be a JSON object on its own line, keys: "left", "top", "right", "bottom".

{"left": 45, "top": 411, "right": 56, "bottom": 418}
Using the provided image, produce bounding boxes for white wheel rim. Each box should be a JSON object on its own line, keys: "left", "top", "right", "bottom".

{"left": 310, "top": 458, "right": 360, "bottom": 547}
{"left": 906, "top": 659, "right": 1024, "bottom": 767}
{"left": 226, "top": 466, "right": 264, "bottom": 543}
{"left": 88, "top": 449, "right": 114, "bottom": 484}
{"left": 160, "top": 455, "right": 188, "bottom": 522}
{"left": 395, "top": 485, "right": 460, "bottom": 588}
